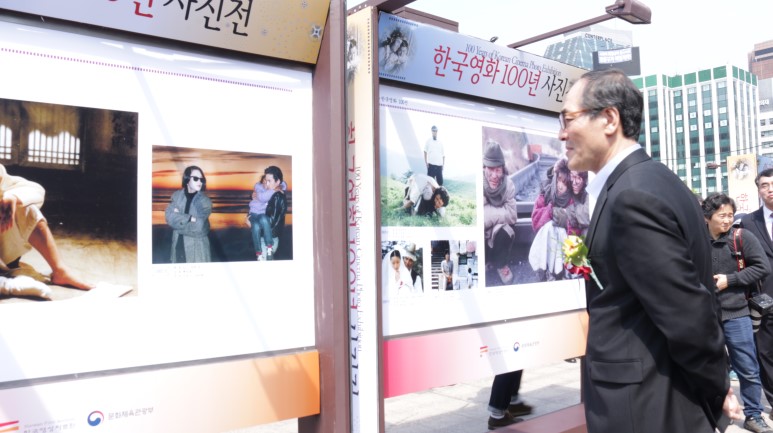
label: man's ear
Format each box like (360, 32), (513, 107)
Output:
(601, 107), (621, 135)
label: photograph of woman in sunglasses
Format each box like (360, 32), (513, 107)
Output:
(165, 165), (212, 263)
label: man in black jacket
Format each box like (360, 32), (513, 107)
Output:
(741, 168), (773, 420)
(704, 193), (772, 432)
(562, 69), (740, 432)
(263, 166), (287, 260)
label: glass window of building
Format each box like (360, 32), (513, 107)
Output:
(0, 126), (11, 161)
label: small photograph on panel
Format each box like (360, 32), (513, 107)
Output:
(429, 240), (478, 291)
(527, 160), (589, 283)
(380, 122), (476, 228)
(381, 240), (424, 299)
(345, 28), (361, 84)
(482, 125), (587, 287)
(0, 98), (137, 303)
(378, 24), (414, 75)
(152, 146), (293, 264)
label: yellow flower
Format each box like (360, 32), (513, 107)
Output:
(561, 235), (603, 290)
(562, 235), (588, 268)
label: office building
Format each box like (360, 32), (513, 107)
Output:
(760, 78), (773, 154)
(749, 40), (773, 80)
(634, 65), (761, 196)
(543, 25), (631, 70)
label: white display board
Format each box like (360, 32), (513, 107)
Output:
(0, 18), (314, 383)
(379, 84), (587, 337)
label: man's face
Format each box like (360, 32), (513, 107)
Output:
(187, 169), (204, 193)
(403, 256), (414, 270)
(433, 193), (444, 209)
(264, 173), (279, 190)
(432, 129), (438, 139)
(706, 204), (734, 238)
(570, 171), (585, 195)
(758, 175), (773, 209)
(484, 165), (504, 190)
(559, 80), (608, 173)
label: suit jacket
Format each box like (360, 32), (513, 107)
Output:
(741, 208), (773, 297)
(583, 149), (729, 433)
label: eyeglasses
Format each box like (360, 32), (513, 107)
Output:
(558, 109), (594, 130)
(759, 182), (773, 191)
(190, 176), (204, 182)
(714, 213), (734, 221)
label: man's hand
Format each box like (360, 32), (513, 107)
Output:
(723, 388), (743, 421)
(0, 193), (18, 233)
(714, 274), (728, 291)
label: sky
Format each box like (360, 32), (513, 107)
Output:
(348, 0), (773, 77)
(152, 146), (292, 191)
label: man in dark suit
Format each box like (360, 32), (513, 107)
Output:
(560, 69), (741, 432)
(741, 168), (773, 420)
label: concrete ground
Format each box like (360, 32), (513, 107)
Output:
(229, 360), (765, 433)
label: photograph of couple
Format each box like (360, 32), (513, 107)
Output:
(151, 146), (293, 264)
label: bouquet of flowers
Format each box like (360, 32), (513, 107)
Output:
(562, 235), (603, 290)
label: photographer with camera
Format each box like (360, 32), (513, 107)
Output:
(741, 168), (773, 422)
(704, 193), (773, 433)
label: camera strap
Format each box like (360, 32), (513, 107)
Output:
(733, 228), (745, 271)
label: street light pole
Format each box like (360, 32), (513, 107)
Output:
(507, 0), (651, 49)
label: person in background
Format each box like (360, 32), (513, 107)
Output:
(402, 173), (449, 218)
(261, 166), (287, 258)
(0, 164), (94, 296)
(703, 193), (772, 433)
(482, 140), (517, 285)
(424, 125), (445, 186)
(566, 170), (590, 237)
(486, 370), (533, 430)
(165, 165), (212, 263)
(560, 69), (740, 432)
(529, 159), (573, 281)
(741, 168), (773, 420)
(247, 173), (287, 261)
(440, 251), (453, 290)
(402, 243), (423, 293)
(382, 248), (412, 299)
